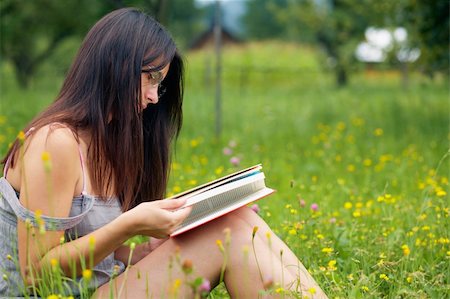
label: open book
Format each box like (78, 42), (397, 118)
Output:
(169, 164), (275, 237)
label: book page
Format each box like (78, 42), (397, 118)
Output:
(167, 164), (262, 200)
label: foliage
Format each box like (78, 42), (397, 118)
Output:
(242, 0), (447, 86)
(0, 0), (102, 88)
(273, 0), (399, 86)
(401, 0), (449, 76)
(0, 0), (203, 88)
(242, 0), (290, 40)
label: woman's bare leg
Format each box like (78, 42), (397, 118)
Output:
(93, 207), (327, 298)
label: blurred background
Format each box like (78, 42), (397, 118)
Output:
(0, 1), (449, 297)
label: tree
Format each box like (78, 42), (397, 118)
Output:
(0, 0), (201, 88)
(274, 0), (396, 86)
(242, 0), (289, 40)
(0, 0), (105, 88)
(402, 0), (449, 77)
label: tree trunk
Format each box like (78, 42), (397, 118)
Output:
(336, 65), (347, 87)
(13, 56), (33, 89)
(157, 0), (170, 25)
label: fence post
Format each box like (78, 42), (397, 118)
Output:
(214, 0), (222, 138)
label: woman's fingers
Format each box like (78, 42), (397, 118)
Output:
(131, 199), (192, 237)
(171, 204), (192, 223)
(154, 198), (188, 210)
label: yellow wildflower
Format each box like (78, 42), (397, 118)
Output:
(47, 295), (58, 299)
(252, 226), (258, 238)
(50, 258), (58, 267)
(353, 210), (361, 218)
(418, 214), (427, 221)
(308, 287), (316, 294)
(216, 239), (224, 252)
(344, 202), (352, 209)
(321, 247), (333, 254)
(199, 156), (208, 165)
(337, 122), (346, 131)
(436, 190), (447, 197)
(363, 159), (372, 167)
(379, 274), (389, 281)
(82, 269), (92, 281)
(347, 164), (355, 172)
(41, 151), (50, 162)
(215, 166), (224, 176)
(17, 131), (25, 142)
(35, 209), (45, 234)
(374, 128), (383, 136)
(190, 139), (199, 147)
(89, 236), (95, 251)
(438, 238), (449, 244)
(327, 260), (337, 271)
(401, 244), (410, 256)
(275, 287), (284, 294)
(170, 278), (182, 294)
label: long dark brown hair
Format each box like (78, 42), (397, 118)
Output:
(2, 8), (184, 211)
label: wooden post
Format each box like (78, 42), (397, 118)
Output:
(214, 0), (222, 138)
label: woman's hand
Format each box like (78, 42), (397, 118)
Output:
(122, 198), (192, 238)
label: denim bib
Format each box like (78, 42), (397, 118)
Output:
(0, 177), (125, 297)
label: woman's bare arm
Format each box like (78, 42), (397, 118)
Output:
(14, 126), (190, 284)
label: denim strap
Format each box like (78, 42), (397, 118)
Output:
(0, 177), (94, 231)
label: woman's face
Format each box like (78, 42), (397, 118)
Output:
(140, 63), (170, 110)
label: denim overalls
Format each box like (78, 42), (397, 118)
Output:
(0, 130), (125, 297)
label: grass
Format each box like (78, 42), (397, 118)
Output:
(1, 41), (449, 298)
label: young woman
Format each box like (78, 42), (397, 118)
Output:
(0, 8), (327, 298)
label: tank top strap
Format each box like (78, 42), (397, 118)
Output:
(49, 122), (87, 196)
(77, 144), (88, 196)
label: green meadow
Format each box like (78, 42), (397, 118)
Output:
(0, 41), (449, 298)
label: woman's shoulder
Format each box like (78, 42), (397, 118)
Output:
(30, 123), (78, 145)
(25, 123), (80, 161)
(6, 123), (83, 196)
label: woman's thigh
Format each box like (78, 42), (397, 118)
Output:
(93, 207), (257, 298)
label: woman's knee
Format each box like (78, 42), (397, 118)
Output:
(214, 206), (262, 234)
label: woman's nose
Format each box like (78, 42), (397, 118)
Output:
(146, 85), (159, 104)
